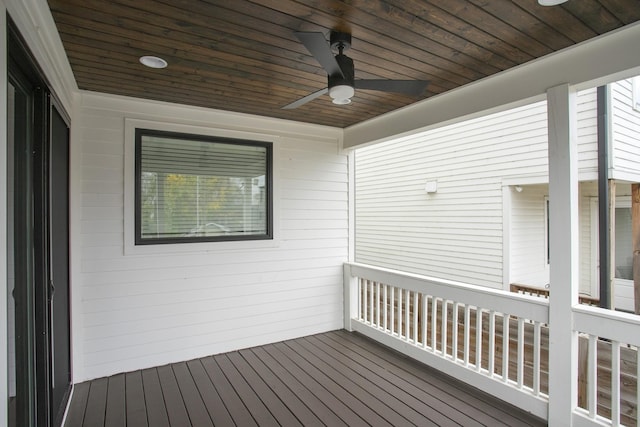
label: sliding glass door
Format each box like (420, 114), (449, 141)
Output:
(7, 20), (72, 427)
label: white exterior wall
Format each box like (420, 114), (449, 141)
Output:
(508, 184), (548, 287)
(356, 90), (598, 289)
(610, 78), (640, 182)
(74, 92), (348, 381)
(509, 181), (598, 295)
(4, 0), (349, 390)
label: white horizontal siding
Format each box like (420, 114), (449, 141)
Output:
(576, 87), (598, 179)
(578, 182), (598, 296)
(611, 79), (640, 181)
(75, 92), (348, 381)
(615, 279), (634, 312)
(509, 185), (548, 288)
(355, 90), (599, 290)
(509, 182), (595, 295)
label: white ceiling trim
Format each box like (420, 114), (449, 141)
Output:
(344, 21), (640, 150)
(6, 0), (79, 114)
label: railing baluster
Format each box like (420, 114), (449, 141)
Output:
(476, 307), (482, 372)
(397, 288), (403, 338)
(369, 280), (374, 325)
(612, 340), (621, 426)
(452, 302), (459, 361)
(413, 291), (419, 345)
(421, 294), (427, 348)
(636, 346), (639, 427)
(357, 278), (362, 321)
(464, 304), (471, 367)
(517, 317), (524, 389)
(588, 335), (597, 419)
(390, 286), (395, 335)
(502, 314), (510, 383)
(405, 289), (411, 342)
(383, 284), (388, 331)
(375, 282), (380, 328)
(442, 300), (448, 356)
(431, 297), (438, 353)
(488, 310), (496, 376)
(363, 279), (368, 322)
(533, 321), (541, 395)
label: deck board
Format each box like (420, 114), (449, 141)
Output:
(65, 381), (89, 426)
(82, 377), (107, 427)
(124, 371), (148, 427)
(333, 330), (541, 426)
(305, 333), (480, 426)
(157, 364), (191, 426)
(186, 359), (236, 426)
(64, 330), (547, 427)
(140, 368), (169, 427)
(225, 351), (303, 427)
(247, 346), (348, 427)
(200, 355), (258, 427)
(104, 374), (125, 427)
(172, 362), (214, 427)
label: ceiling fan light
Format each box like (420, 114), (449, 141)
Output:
(538, 0), (567, 5)
(328, 84), (355, 104)
(332, 98), (352, 105)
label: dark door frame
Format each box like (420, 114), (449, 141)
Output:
(7, 16), (72, 427)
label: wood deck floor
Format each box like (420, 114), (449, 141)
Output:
(64, 330), (546, 427)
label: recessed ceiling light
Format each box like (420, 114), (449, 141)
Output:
(538, 0), (568, 5)
(139, 55), (168, 69)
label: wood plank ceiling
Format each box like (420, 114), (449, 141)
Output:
(47, 0), (640, 128)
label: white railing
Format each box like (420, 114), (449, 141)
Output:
(572, 305), (640, 427)
(344, 262), (640, 426)
(344, 262), (550, 419)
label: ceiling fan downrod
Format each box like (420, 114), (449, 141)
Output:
(328, 32), (355, 103)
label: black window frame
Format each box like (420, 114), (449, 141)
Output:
(134, 128), (273, 245)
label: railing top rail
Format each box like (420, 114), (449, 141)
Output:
(573, 304), (640, 346)
(346, 262), (549, 323)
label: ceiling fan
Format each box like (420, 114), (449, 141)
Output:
(283, 31), (429, 109)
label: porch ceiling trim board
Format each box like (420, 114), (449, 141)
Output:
(6, 0), (77, 113)
(344, 22), (640, 150)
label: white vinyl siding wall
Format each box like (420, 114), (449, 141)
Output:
(509, 182), (597, 295)
(76, 93), (348, 381)
(610, 78), (640, 181)
(355, 89), (598, 290)
(508, 184), (548, 288)
(578, 182), (598, 296)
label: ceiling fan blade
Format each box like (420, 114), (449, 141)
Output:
(282, 87), (329, 109)
(295, 32), (344, 78)
(355, 79), (429, 96)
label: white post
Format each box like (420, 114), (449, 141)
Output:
(547, 84), (580, 425)
(343, 263), (359, 331)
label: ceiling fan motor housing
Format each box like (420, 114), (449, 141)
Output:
(330, 31), (352, 52)
(328, 54), (355, 89)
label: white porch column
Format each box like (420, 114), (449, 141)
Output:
(343, 264), (359, 331)
(547, 84), (580, 425)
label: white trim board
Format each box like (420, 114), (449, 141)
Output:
(344, 22), (640, 149)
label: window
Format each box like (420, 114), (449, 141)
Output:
(135, 129), (272, 244)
